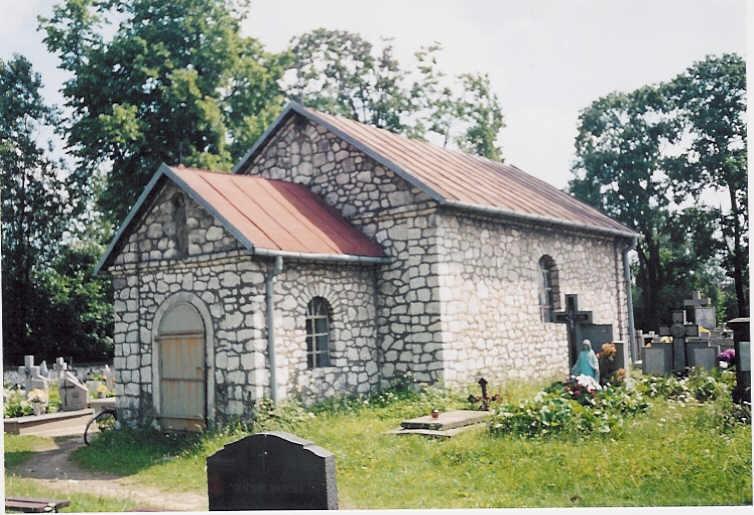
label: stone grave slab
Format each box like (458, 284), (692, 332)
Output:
(643, 347), (671, 375)
(400, 410), (491, 431)
(207, 431), (337, 511)
(691, 347), (717, 371)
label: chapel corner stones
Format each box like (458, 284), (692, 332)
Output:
(100, 102), (638, 428)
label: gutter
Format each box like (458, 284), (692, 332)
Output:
(252, 247), (391, 265)
(622, 241), (638, 365)
(265, 255), (284, 403)
(445, 201), (638, 240)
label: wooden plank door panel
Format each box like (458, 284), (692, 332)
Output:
(159, 333), (205, 431)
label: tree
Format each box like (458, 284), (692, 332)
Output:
(40, 0), (286, 225)
(0, 55), (71, 362)
(665, 54), (748, 317)
(570, 85), (682, 330)
(285, 29), (505, 160)
(571, 54), (747, 329)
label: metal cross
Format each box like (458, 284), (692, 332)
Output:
(552, 294), (593, 367)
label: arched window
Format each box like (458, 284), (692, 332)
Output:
(172, 193), (188, 257)
(306, 297), (332, 368)
(538, 255), (559, 322)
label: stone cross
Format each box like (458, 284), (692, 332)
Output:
(552, 294), (593, 366)
(17, 355), (49, 391)
(53, 357), (68, 381)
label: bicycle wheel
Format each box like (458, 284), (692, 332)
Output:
(84, 408), (117, 446)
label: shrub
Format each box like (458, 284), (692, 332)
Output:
(489, 380), (649, 439)
(4, 390), (34, 418)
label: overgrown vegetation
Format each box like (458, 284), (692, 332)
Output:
(67, 372), (751, 507)
(488, 369), (748, 439)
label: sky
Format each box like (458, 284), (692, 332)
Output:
(0, 0), (746, 189)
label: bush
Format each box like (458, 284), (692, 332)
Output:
(489, 379), (649, 439)
(4, 390), (34, 418)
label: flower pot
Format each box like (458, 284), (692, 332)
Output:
(32, 403), (45, 416)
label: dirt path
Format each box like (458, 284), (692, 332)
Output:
(10, 436), (207, 512)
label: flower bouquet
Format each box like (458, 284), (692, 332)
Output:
(717, 348), (735, 369)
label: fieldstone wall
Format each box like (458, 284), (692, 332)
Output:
(108, 180), (379, 425)
(242, 115), (446, 385)
(112, 181), (240, 266)
(436, 208), (630, 385)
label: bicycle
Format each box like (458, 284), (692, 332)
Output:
(83, 408), (117, 445)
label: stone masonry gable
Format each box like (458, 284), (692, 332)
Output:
(241, 115), (436, 227)
(110, 179), (240, 268)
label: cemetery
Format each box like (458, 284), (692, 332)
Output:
(3, 356), (115, 436)
(2, 2), (750, 510)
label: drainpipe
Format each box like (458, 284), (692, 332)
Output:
(622, 241), (638, 366)
(265, 255), (284, 403)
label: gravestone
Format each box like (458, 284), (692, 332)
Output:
(59, 371), (88, 411)
(39, 360), (49, 379)
(53, 357), (68, 381)
(17, 355), (50, 392)
(727, 318), (751, 405)
(670, 323), (687, 372)
(691, 347), (717, 371)
(102, 365), (115, 390)
(643, 346), (671, 375)
(684, 291), (716, 330)
(207, 432), (338, 511)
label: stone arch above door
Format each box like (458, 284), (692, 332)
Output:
(151, 292), (215, 426)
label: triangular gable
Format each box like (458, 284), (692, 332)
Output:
(94, 164), (249, 274)
(94, 164), (388, 274)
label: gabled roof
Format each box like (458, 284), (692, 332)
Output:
(234, 102), (637, 239)
(94, 164), (387, 274)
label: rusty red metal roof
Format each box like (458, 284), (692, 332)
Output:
(94, 163), (386, 273)
(234, 103), (636, 238)
(170, 166), (385, 257)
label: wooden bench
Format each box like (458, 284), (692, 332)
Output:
(5, 497), (70, 513)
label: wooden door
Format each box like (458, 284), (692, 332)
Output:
(159, 333), (206, 431)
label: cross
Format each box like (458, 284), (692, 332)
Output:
(552, 294), (593, 367)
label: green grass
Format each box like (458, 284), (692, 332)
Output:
(3, 434), (54, 468)
(4, 475), (137, 512)
(69, 379), (752, 508)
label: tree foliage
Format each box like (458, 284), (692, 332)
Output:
(39, 0), (286, 224)
(665, 54), (748, 317)
(571, 54), (748, 329)
(285, 29), (505, 160)
(0, 55), (112, 363)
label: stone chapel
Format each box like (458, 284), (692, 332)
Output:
(96, 102), (638, 429)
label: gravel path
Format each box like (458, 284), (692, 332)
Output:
(10, 436), (207, 512)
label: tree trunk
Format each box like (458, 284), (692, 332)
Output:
(727, 183), (747, 317)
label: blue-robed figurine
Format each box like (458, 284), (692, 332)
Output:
(571, 339), (599, 382)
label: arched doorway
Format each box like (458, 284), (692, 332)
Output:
(156, 302), (206, 431)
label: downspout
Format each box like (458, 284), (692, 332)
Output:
(265, 255), (284, 403)
(622, 240), (638, 366)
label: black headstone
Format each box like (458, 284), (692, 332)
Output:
(207, 431), (338, 511)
